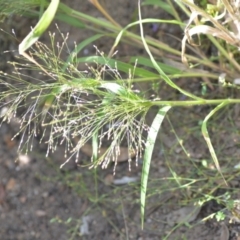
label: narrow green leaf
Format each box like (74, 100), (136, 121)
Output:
(77, 56), (159, 78)
(39, 0), (45, 19)
(141, 106), (171, 228)
(201, 101), (228, 184)
(130, 56), (181, 74)
(92, 131), (98, 162)
(55, 13), (85, 28)
(92, 131), (99, 200)
(137, 0), (202, 100)
(19, 0), (60, 54)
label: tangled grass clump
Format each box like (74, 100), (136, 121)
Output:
(0, 38), (152, 171)
(3, 0), (240, 232)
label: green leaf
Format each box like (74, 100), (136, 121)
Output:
(55, 13), (85, 28)
(19, 0), (60, 54)
(141, 106), (171, 228)
(77, 56), (159, 78)
(130, 56), (181, 74)
(137, 0), (202, 100)
(92, 131), (98, 162)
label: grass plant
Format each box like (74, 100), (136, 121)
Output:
(1, 0), (240, 238)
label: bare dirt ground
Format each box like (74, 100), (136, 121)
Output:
(1, 1), (240, 239)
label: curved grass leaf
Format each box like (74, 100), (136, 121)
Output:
(137, 0), (202, 101)
(19, 0), (60, 54)
(201, 101), (228, 185)
(141, 106), (171, 228)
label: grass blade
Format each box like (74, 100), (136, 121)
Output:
(55, 13), (85, 28)
(137, 0), (202, 100)
(19, 0), (59, 54)
(201, 101), (228, 185)
(77, 56), (159, 78)
(141, 106), (171, 228)
(130, 56), (181, 74)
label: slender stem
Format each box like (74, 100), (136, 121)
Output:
(153, 99), (240, 106)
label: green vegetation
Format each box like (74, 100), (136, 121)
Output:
(1, 0), (240, 238)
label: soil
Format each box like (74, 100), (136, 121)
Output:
(1, 1), (240, 240)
